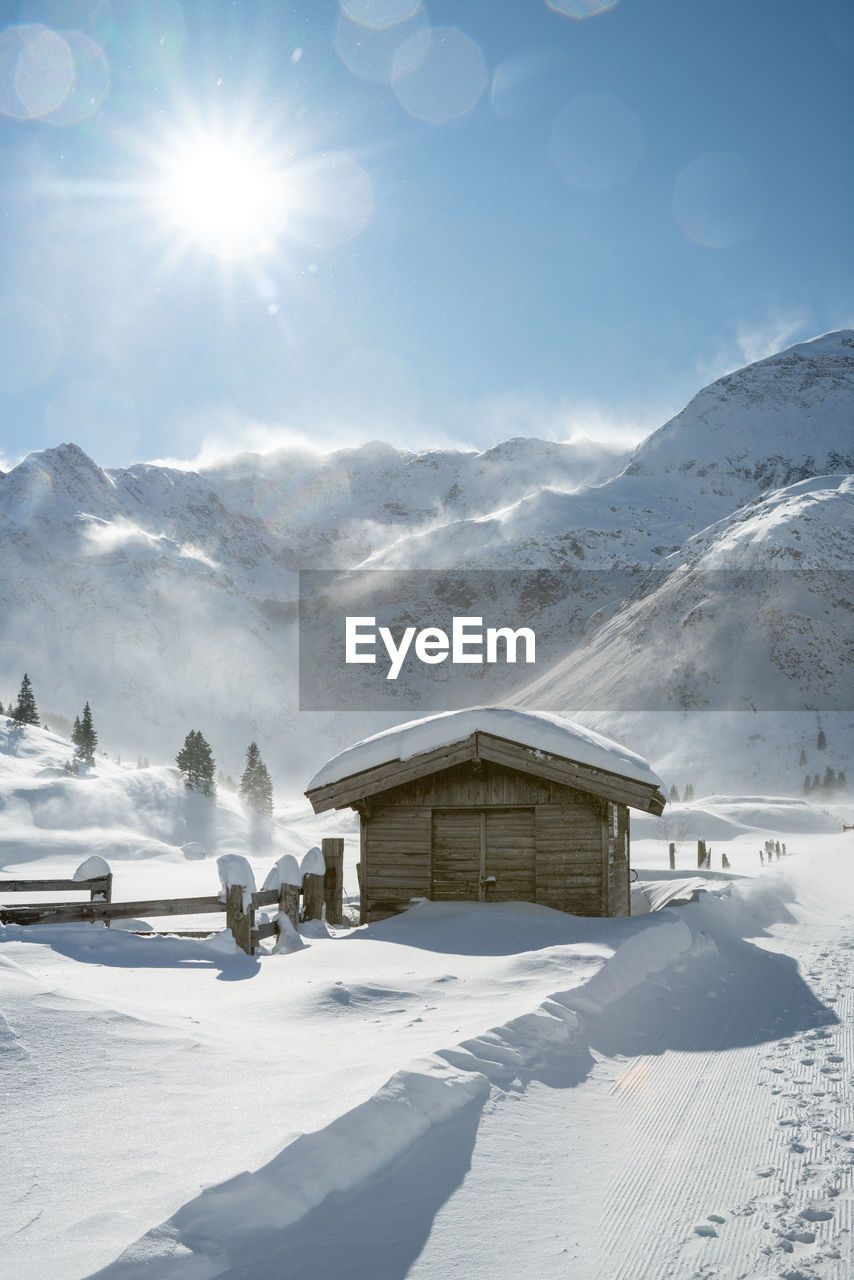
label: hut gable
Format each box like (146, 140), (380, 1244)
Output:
(305, 708), (665, 923)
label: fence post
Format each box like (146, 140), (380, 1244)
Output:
(697, 839), (706, 868)
(226, 883), (253, 955)
(92, 873), (113, 928)
(322, 837), (344, 925)
(302, 873), (324, 922)
(669, 842), (676, 870)
(278, 881), (300, 932)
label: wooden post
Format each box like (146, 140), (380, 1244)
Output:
(322, 837), (344, 925)
(669, 842), (676, 870)
(302, 873), (324, 922)
(697, 839), (706, 868)
(92, 872), (113, 928)
(721, 852), (730, 870)
(226, 883), (253, 955)
(278, 882), (300, 932)
(356, 859), (364, 923)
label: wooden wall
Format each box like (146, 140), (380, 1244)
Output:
(360, 759), (632, 922)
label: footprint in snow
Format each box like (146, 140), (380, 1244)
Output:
(799, 1205), (834, 1222)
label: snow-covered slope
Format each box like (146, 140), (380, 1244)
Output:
(510, 471), (854, 790)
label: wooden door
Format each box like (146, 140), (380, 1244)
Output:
(431, 810), (480, 901)
(484, 808), (535, 902)
(431, 808), (536, 903)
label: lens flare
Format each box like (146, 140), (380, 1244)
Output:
(673, 152), (765, 249)
(339, 0), (422, 30)
(391, 26), (487, 125)
(0, 23), (109, 124)
(550, 94), (644, 191)
(545, 0), (618, 18)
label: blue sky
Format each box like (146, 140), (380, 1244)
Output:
(0, 0), (852, 468)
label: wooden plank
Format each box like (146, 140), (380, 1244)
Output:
(476, 734), (665, 813)
(252, 888), (280, 909)
(322, 837), (344, 925)
(0, 876), (111, 894)
(302, 872), (324, 922)
(255, 919), (279, 941)
(1, 894), (224, 926)
(279, 883), (300, 932)
(226, 883), (253, 955)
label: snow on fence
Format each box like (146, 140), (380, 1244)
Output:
(0, 837), (346, 957)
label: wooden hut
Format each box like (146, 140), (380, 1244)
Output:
(305, 708), (665, 923)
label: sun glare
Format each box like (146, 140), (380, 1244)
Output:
(156, 130), (289, 260)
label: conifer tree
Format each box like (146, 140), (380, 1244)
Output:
(176, 730), (216, 796)
(12, 673), (39, 726)
(799, 748), (807, 767)
(239, 741), (273, 818)
(75, 702), (98, 766)
(668, 784), (680, 803)
(803, 774), (812, 796)
(817, 728), (827, 751)
(684, 783), (695, 801)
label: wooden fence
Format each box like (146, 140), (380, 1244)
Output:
(0, 837), (346, 958)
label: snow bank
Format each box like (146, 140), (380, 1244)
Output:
(216, 855), (256, 912)
(307, 706), (663, 791)
(635, 794), (837, 840)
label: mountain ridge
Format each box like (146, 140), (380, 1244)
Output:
(1, 331), (852, 791)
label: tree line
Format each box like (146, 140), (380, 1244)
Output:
(4, 673), (275, 816)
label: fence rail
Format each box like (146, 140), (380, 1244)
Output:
(0, 838), (346, 957)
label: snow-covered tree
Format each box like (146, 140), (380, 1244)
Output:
(668, 784), (680, 803)
(11, 673), (39, 726)
(239, 741), (273, 817)
(176, 730), (216, 797)
(803, 774), (812, 796)
(683, 783), (695, 801)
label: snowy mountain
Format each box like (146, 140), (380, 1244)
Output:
(363, 330), (854, 571)
(1, 331), (852, 793)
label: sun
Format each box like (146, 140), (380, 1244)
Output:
(155, 128), (290, 261)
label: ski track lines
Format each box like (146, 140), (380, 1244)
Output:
(595, 917), (854, 1280)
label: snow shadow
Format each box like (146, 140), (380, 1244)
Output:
(178, 1098), (483, 1280)
(1, 924), (261, 981)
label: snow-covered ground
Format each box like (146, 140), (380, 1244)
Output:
(3, 724), (854, 1279)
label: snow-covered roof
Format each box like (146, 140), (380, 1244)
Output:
(306, 706), (663, 792)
